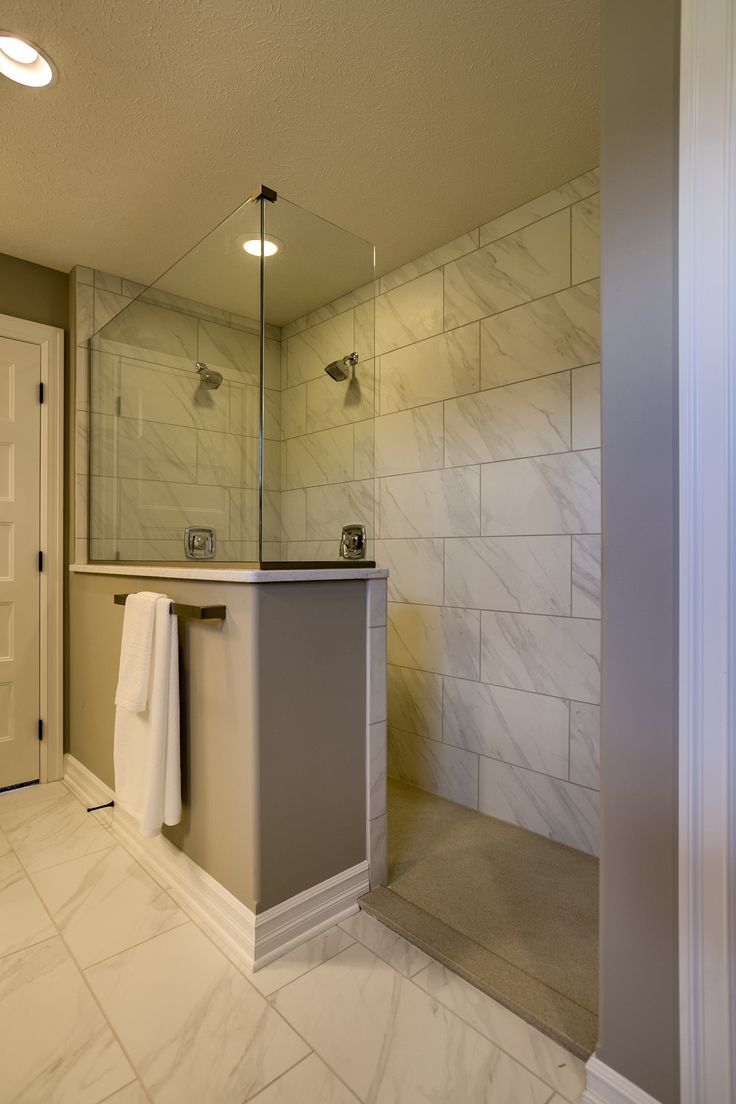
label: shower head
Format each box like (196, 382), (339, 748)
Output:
(324, 351), (359, 382)
(195, 362), (223, 390)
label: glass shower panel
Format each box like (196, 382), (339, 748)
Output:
(261, 195), (375, 563)
(88, 196), (263, 563)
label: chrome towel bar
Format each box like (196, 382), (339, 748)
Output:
(113, 593), (226, 621)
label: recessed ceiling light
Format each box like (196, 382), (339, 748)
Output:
(0, 32), (56, 87)
(242, 238), (280, 257)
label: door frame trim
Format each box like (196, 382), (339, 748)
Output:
(0, 313), (64, 783)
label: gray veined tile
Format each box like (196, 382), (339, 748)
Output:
(197, 319), (260, 384)
(91, 415), (199, 484)
(229, 383), (280, 439)
(388, 602), (480, 679)
(196, 430), (242, 487)
(369, 721), (388, 819)
(99, 298), (198, 364)
(306, 360), (376, 433)
(0, 790), (113, 874)
(307, 282), (375, 328)
(480, 280), (600, 389)
(444, 209), (571, 329)
(379, 467), (480, 538)
(572, 535), (601, 618)
(570, 701), (601, 790)
(118, 357), (229, 433)
(572, 193), (600, 284)
(355, 297), (375, 360)
(0, 936), (134, 1103)
(368, 578), (388, 627)
(280, 488), (307, 541)
(0, 852), (56, 959)
(306, 479), (375, 540)
(379, 230), (479, 293)
(481, 611), (601, 703)
(478, 758), (599, 854)
(369, 814), (388, 888)
(387, 663), (443, 741)
(30, 844), (188, 969)
(281, 384), (307, 439)
(0, 780), (70, 822)
(86, 923), (309, 1104)
(375, 538), (444, 605)
(248, 1054), (360, 1103)
(374, 402), (444, 476)
(413, 960), (586, 1102)
(229, 488), (259, 541)
(444, 374), (571, 467)
(249, 926), (356, 997)
(478, 175), (598, 245)
(287, 311), (355, 387)
(379, 322), (479, 414)
(286, 424), (354, 488)
(354, 418), (375, 479)
(444, 535), (571, 615)
(481, 449), (601, 536)
(76, 282), (95, 344)
(272, 941), (552, 1103)
(443, 676), (570, 780)
(339, 910), (432, 977)
(370, 626), (388, 724)
(102, 1083), (149, 1104)
(119, 479), (230, 542)
(389, 721), (478, 809)
(94, 288), (130, 332)
(374, 269), (444, 354)
(572, 362), (601, 450)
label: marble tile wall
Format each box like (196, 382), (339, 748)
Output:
(73, 268), (282, 563)
(286, 169), (600, 854)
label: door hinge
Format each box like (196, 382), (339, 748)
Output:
(38, 381), (45, 404)
(115, 395), (121, 417)
(38, 719), (43, 742)
(37, 550), (44, 572)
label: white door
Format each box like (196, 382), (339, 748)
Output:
(0, 337), (41, 788)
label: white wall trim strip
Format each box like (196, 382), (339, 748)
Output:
(583, 1057), (662, 1104)
(64, 754), (366, 971)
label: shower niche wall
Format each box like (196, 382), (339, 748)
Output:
(87, 188), (376, 566)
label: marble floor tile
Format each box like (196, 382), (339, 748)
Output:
(249, 925), (355, 997)
(413, 961), (585, 1103)
(0, 824), (10, 856)
(339, 909), (432, 978)
(0, 936), (134, 1103)
(101, 1083), (150, 1103)
(86, 922), (309, 1104)
(0, 851), (56, 959)
(1, 790), (114, 874)
(249, 1054), (360, 1104)
(0, 780), (69, 822)
(31, 844), (188, 969)
(273, 941), (553, 1104)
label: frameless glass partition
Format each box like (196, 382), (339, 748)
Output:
(87, 187), (375, 565)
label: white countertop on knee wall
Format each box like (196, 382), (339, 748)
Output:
(70, 563), (388, 583)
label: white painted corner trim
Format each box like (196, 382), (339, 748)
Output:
(0, 313), (63, 784)
(63, 754), (367, 970)
(583, 1057), (662, 1104)
(678, 1), (736, 1102)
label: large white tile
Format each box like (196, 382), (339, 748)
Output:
(379, 467), (480, 538)
(0, 852), (55, 959)
(570, 701), (600, 790)
(307, 283), (374, 329)
(102, 1084), (149, 1104)
(572, 534), (601, 618)
(197, 319), (260, 384)
(249, 1054), (360, 1104)
(480, 281), (600, 389)
(0, 790), (113, 874)
(31, 844), (187, 969)
(339, 911), (431, 977)
(387, 663), (443, 741)
(369, 814), (388, 888)
(355, 298), (375, 360)
(306, 359), (375, 432)
(280, 384), (307, 439)
(571, 363), (601, 450)
(229, 488), (259, 541)
(375, 270), (444, 354)
(288, 311), (355, 387)
(481, 611), (600, 703)
(0, 781), (69, 821)
(443, 677), (570, 779)
(375, 538), (444, 605)
(479, 758), (599, 854)
(273, 941), (552, 1103)
(481, 449), (601, 536)
(369, 721), (387, 819)
(101, 299), (198, 364)
(306, 480), (375, 540)
(368, 578), (388, 627)
(119, 479), (230, 542)
(249, 926), (355, 997)
(280, 489), (307, 541)
(0, 936), (134, 1103)
(374, 403), (444, 476)
(379, 323), (479, 414)
(196, 430), (242, 487)
(479, 175), (598, 245)
(91, 415), (199, 484)
(353, 418), (375, 479)
(572, 194), (600, 284)
(379, 231), (479, 294)
(389, 602), (480, 679)
(86, 923), (308, 1104)
(444, 535), (571, 615)
(286, 424), (354, 488)
(413, 961), (586, 1103)
(444, 210), (571, 329)
(389, 728), (478, 808)
(118, 358), (229, 432)
(370, 626), (388, 723)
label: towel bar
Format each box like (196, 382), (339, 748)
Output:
(113, 594), (226, 621)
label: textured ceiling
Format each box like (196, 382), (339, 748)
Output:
(0, 0), (599, 286)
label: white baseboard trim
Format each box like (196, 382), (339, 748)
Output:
(583, 1057), (663, 1104)
(64, 754), (368, 972)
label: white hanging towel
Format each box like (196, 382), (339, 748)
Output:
(114, 593), (181, 838)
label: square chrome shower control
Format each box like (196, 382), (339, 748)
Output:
(340, 524), (367, 560)
(185, 526), (216, 560)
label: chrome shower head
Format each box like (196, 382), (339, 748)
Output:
(195, 361), (223, 390)
(324, 351), (359, 382)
